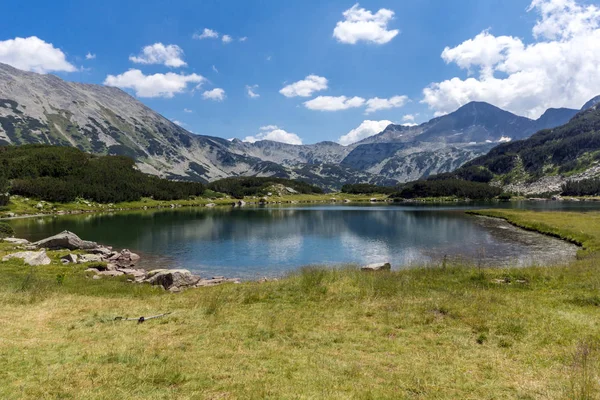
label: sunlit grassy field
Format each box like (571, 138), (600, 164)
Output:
(0, 210), (599, 399)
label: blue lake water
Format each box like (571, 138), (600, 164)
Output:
(7, 201), (599, 279)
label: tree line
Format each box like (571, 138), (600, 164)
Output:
(0, 145), (205, 203)
(207, 176), (323, 199)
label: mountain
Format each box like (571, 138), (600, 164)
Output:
(0, 62), (588, 189)
(458, 102), (600, 194)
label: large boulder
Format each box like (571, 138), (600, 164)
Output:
(34, 231), (97, 250)
(145, 269), (201, 291)
(2, 250), (51, 266)
(108, 249), (140, 268)
(78, 254), (104, 263)
(361, 262), (392, 271)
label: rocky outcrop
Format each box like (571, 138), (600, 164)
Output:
(2, 237), (29, 245)
(2, 250), (51, 266)
(34, 230), (97, 250)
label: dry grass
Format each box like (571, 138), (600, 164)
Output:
(0, 211), (599, 398)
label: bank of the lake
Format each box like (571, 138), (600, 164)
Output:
(1, 210), (600, 398)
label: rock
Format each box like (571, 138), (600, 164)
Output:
(259, 197), (268, 204)
(195, 277), (241, 287)
(88, 246), (113, 256)
(361, 262), (392, 271)
(6, 212), (15, 218)
(2, 250), (51, 266)
(370, 198), (377, 202)
(92, 275), (101, 280)
(61, 254), (78, 264)
(2, 237), (29, 245)
(145, 269), (201, 290)
(108, 249), (140, 268)
(117, 268), (147, 279)
(34, 230), (97, 250)
(205, 203), (216, 207)
(285, 187), (298, 194)
(97, 270), (125, 277)
(344, 199), (351, 203)
(237, 200), (246, 207)
(85, 268), (100, 274)
(36, 202), (43, 209)
(78, 254), (104, 263)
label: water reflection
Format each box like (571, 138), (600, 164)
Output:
(8, 203), (586, 279)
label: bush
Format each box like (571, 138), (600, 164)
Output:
(0, 221), (14, 238)
(562, 178), (600, 196)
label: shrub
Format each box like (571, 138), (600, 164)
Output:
(0, 221), (14, 238)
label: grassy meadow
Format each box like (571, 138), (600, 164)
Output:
(0, 210), (599, 398)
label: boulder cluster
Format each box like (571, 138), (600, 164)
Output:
(2, 231), (239, 292)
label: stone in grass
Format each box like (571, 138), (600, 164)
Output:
(145, 269), (201, 291)
(78, 254), (104, 263)
(2, 250), (51, 266)
(61, 254), (78, 264)
(2, 238), (30, 245)
(361, 262), (392, 271)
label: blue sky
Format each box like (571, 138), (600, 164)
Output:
(2, 0), (600, 145)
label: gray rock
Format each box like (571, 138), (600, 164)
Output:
(78, 254), (103, 263)
(2, 237), (29, 245)
(2, 250), (51, 266)
(60, 254), (78, 264)
(92, 275), (101, 280)
(361, 262), (392, 271)
(205, 203), (216, 208)
(108, 249), (140, 268)
(88, 246), (113, 256)
(97, 270), (125, 277)
(145, 269), (201, 290)
(85, 268), (100, 274)
(34, 230), (97, 250)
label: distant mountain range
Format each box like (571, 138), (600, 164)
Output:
(0, 62), (595, 189)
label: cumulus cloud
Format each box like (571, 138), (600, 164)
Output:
(246, 84), (260, 98)
(304, 95), (365, 111)
(172, 120), (185, 126)
(280, 75), (328, 97)
(402, 114), (418, 126)
(0, 36), (76, 74)
(333, 4), (400, 44)
(193, 28), (219, 40)
(104, 69), (204, 98)
(183, 108), (193, 113)
(244, 126), (303, 145)
(85, 52), (96, 60)
(202, 88), (226, 101)
(222, 35), (233, 43)
(239, 37), (248, 42)
(422, 0), (600, 118)
(338, 120), (392, 145)
(129, 43), (186, 68)
(365, 95), (408, 113)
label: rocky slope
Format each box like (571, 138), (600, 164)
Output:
(459, 101), (600, 194)
(0, 62), (588, 189)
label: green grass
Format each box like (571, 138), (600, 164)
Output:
(0, 193), (391, 219)
(0, 211), (600, 398)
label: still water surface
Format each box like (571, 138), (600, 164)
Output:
(9, 201), (598, 279)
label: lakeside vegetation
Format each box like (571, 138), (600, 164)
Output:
(0, 210), (600, 398)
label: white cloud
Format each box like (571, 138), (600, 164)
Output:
(422, 0), (600, 118)
(498, 136), (512, 143)
(193, 28), (219, 40)
(239, 37), (248, 42)
(304, 95), (365, 111)
(222, 35), (233, 43)
(402, 114), (418, 126)
(172, 120), (185, 126)
(129, 43), (186, 68)
(365, 95), (409, 113)
(0, 36), (76, 74)
(184, 108), (193, 113)
(279, 75), (328, 97)
(333, 4), (400, 45)
(85, 52), (96, 60)
(104, 69), (204, 98)
(244, 127), (303, 145)
(212, 65), (218, 73)
(338, 120), (392, 145)
(202, 88), (226, 101)
(246, 84), (260, 98)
